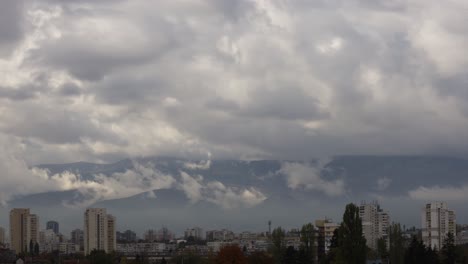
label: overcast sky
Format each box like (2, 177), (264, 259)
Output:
(1, 0), (468, 165)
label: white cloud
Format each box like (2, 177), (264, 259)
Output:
(377, 177), (392, 191)
(279, 161), (345, 197)
(409, 185), (468, 201)
(178, 172), (267, 209)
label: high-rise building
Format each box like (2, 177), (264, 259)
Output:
(0, 226), (5, 245)
(422, 202), (456, 250)
(46, 221), (59, 234)
(107, 215), (116, 252)
(83, 208), (116, 255)
(9, 208), (39, 254)
(359, 201), (390, 250)
(70, 229), (84, 251)
(144, 229), (157, 242)
(39, 229), (59, 253)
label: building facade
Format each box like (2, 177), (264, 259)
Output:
(421, 202), (456, 250)
(84, 208), (116, 255)
(71, 229), (84, 251)
(46, 221), (59, 234)
(359, 201), (390, 250)
(315, 218), (339, 260)
(9, 209), (39, 254)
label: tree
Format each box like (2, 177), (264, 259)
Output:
(282, 246), (298, 264)
(247, 251), (274, 264)
(441, 232), (456, 264)
(215, 245), (247, 264)
(335, 203), (367, 264)
(404, 236), (439, 264)
(270, 227), (286, 263)
(388, 223), (405, 264)
(34, 242), (40, 256)
(377, 238), (388, 260)
(29, 240), (34, 254)
(87, 249), (114, 264)
(299, 223), (315, 264)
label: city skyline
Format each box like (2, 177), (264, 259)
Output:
(2, 1), (468, 262)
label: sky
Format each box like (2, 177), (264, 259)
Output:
(1, 0), (468, 234)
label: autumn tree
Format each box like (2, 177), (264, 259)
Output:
(215, 245), (247, 264)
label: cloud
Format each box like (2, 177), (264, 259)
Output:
(0, 1), (468, 168)
(279, 161), (345, 197)
(377, 177), (392, 191)
(178, 172), (267, 209)
(408, 185), (468, 201)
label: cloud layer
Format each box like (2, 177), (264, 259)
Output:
(1, 0), (468, 167)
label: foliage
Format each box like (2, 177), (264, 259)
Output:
(270, 227), (286, 263)
(87, 249), (114, 264)
(214, 245), (247, 264)
(440, 232), (456, 264)
(300, 223), (315, 263)
(334, 203), (367, 264)
(247, 251), (273, 264)
(404, 236), (439, 264)
(388, 223), (405, 264)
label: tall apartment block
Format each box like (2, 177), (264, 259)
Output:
(9, 208), (39, 254)
(84, 208), (116, 255)
(421, 202), (456, 250)
(315, 218), (340, 260)
(359, 201), (390, 250)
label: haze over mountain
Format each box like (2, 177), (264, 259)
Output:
(2, 155), (468, 235)
(2, 0), (468, 237)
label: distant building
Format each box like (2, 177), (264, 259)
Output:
(206, 229), (235, 242)
(359, 201), (390, 250)
(421, 202), (456, 250)
(83, 208), (116, 255)
(117, 230), (137, 243)
(10, 209), (39, 254)
(184, 227), (204, 240)
(70, 229), (84, 251)
(456, 230), (468, 246)
(144, 229), (157, 242)
(157, 227), (175, 242)
(315, 218), (339, 259)
(39, 229), (59, 253)
(46, 221), (59, 234)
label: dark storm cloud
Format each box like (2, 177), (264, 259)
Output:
(1, 0), (468, 163)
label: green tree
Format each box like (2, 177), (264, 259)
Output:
(87, 249), (114, 264)
(441, 232), (456, 264)
(377, 238), (388, 260)
(388, 223), (405, 264)
(335, 203), (367, 264)
(299, 223), (315, 264)
(270, 227), (286, 263)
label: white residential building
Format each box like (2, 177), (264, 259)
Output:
(84, 208), (116, 255)
(359, 201), (390, 250)
(421, 202), (456, 250)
